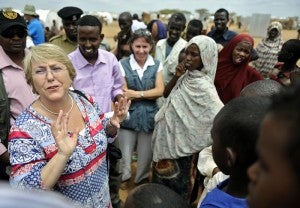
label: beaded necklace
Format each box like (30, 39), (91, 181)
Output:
(39, 94), (74, 115)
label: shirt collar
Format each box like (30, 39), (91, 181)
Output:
(129, 54), (155, 70)
(75, 48), (107, 69)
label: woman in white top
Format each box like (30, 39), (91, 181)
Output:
(118, 28), (164, 184)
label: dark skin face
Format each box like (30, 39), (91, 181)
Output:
(77, 25), (103, 64)
(214, 11), (229, 32)
(63, 19), (79, 42)
(167, 20), (185, 46)
(0, 25), (26, 67)
(247, 114), (300, 208)
(211, 125), (230, 174)
(184, 43), (203, 71)
(186, 25), (202, 41)
(232, 41), (252, 65)
(118, 15), (132, 32)
(268, 28), (279, 40)
(0, 26), (27, 54)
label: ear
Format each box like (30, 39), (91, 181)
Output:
(226, 147), (237, 168)
(100, 34), (104, 42)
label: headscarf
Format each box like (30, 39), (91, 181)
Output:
(252, 21), (284, 76)
(152, 35), (223, 162)
(147, 19), (167, 41)
(215, 34), (264, 104)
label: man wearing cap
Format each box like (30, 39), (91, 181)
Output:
(0, 9), (36, 179)
(22, 4), (45, 45)
(49, 6), (83, 54)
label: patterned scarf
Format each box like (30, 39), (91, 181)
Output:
(253, 21), (284, 77)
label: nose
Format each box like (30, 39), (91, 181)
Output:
(186, 53), (192, 61)
(69, 24), (77, 30)
(84, 40), (92, 47)
(45, 69), (55, 80)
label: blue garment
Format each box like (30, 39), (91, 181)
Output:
(199, 179), (247, 208)
(156, 20), (167, 40)
(207, 28), (237, 46)
(27, 18), (45, 45)
(120, 57), (159, 133)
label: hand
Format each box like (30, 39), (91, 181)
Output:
(122, 89), (137, 100)
(212, 167), (220, 176)
(175, 61), (187, 77)
(110, 96), (131, 128)
(51, 110), (79, 158)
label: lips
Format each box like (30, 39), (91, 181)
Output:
(84, 48), (93, 54)
(47, 86), (59, 90)
(11, 43), (23, 48)
(234, 57), (245, 64)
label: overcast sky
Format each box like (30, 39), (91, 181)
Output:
(1, 0), (299, 18)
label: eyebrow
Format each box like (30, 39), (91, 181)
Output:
(35, 64), (62, 69)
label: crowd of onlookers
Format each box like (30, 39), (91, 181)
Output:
(0, 4), (300, 208)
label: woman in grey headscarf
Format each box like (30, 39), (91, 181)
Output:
(252, 21), (284, 78)
(152, 35), (223, 202)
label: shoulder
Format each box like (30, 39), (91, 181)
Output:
(156, 39), (166, 47)
(120, 57), (130, 64)
(247, 66), (264, 79)
(100, 49), (119, 64)
(68, 48), (80, 57)
(225, 30), (238, 38)
(207, 29), (216, 36)
(71, 90), (95, 105)
(177, 38), (187, 45)
(49, 34), (63, 42)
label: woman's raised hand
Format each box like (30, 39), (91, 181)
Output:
(51, 110), (79, 158)
(175, 61), (187, 77)
(110, 96), (131, 128)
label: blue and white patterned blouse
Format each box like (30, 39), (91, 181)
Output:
(9, 91), (115, 208)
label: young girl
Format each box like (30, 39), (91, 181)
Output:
(152, 35), (223, 202)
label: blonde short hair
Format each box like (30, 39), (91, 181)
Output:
(24, 43), (76, 91)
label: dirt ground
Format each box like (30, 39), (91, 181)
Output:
(104, 22), (299, 204)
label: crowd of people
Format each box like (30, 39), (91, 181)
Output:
(0, 3), (300, 208)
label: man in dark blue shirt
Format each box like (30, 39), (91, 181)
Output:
(207, 8), (237, 47)
(208, 8), (258, 60)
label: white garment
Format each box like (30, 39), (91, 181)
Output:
(26, 36), (35, 48)
(155, 38), (187, 85)
(131, 20), (147, 32)
(197, 146), (229, 206)
(119, 54), (163, 80)
(152, 36), (223, 162)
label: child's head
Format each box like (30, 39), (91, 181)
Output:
(186, 19), (203, 41)
(277, 39), (300, 64)
(118, 12), (132, 32)
(212, 96), (271, 175)
(123, 183), (190, 208)
(240, 79), (283, 97)
(247, 85), (300, 208)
